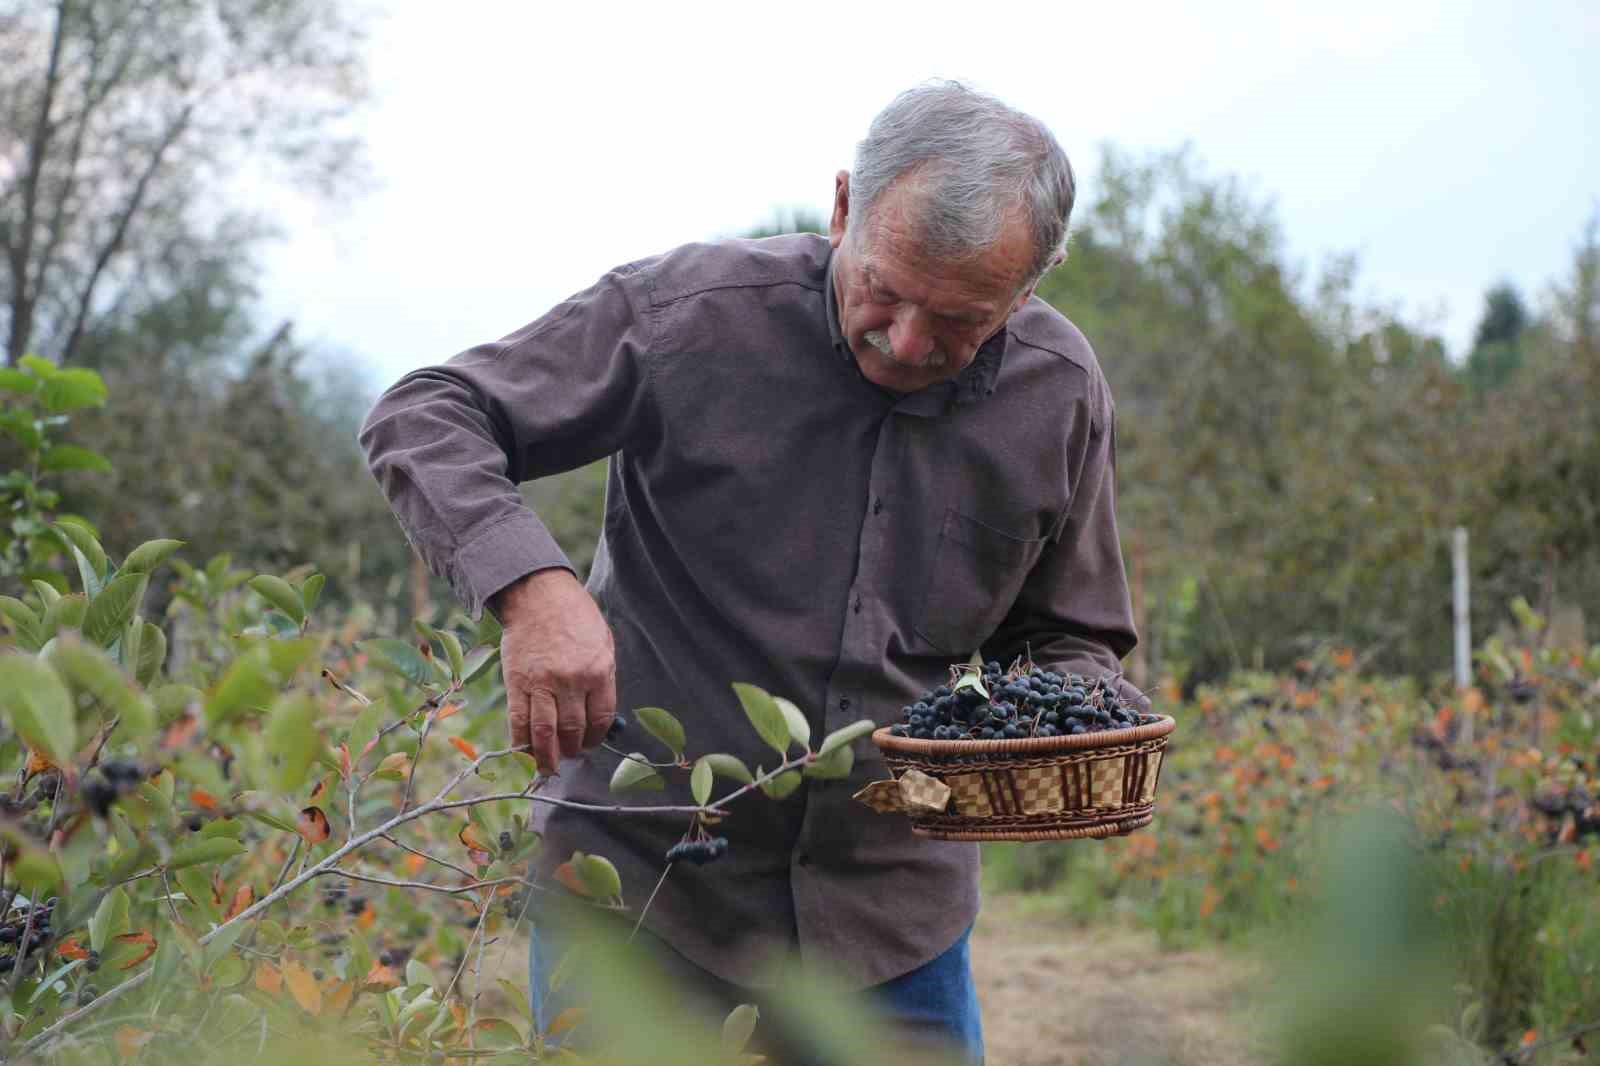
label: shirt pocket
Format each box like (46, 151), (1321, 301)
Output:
(914, 508), (1047, 656)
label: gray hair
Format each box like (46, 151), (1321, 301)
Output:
(847, 80), (1075, 285)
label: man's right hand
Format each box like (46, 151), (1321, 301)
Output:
(489, 568), (617, 775)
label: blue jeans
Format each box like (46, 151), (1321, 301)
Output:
(528, 909), (984, 1065)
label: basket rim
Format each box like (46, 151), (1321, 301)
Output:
(870, 713), (1175, 757)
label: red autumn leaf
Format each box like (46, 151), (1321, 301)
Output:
(458, 822), (493, 866)
(448, 736), (478, 760)
(25, 749), (54, 777)
(161, 714), (200, 750)
(255, 961), (283, 994)
(546, 1007), (586, 1036)
(297, 806), (331, 845)
(435, 702), (462, 721)
(56, 937), (89, 960)
(115, 931), (157, 969)
(210, 869), (227, 907)
(338, 742), (352, 780)
(308, 778), (329, 803)
(326, 979), (355, 1014)
(190, 788), (219, 812)
(554, 861), (591, 898)
(364, 961), (400, 989)
(225, 883), (254, 921)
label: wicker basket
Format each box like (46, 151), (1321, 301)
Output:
(866, 714), (1176, 841)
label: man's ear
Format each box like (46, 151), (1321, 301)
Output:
(829, 171), (850, 250)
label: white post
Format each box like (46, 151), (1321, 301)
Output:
(1452, 527), (1471, 690)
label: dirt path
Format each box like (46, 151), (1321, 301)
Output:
(971, 897), (1270, 1066)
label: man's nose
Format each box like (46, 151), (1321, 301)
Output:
(888, 308), (936, 364)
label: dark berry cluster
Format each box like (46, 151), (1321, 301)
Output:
(0, 895), (55, 972)
(605, 714), (627, 742)
(665, 837), (729, 865)
(888, 661), (1143, 742)
(79, 759), (148, 818)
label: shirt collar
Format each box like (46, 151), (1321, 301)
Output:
(823, 248), (1008, 413)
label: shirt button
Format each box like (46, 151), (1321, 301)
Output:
(838, 697), (851, 711)
(872, 497), (884, 515)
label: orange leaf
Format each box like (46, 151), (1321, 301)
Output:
(1199, 884), (1220, 919)
(326, 979), (355, 1014)
(190, 788), (219, 812)
(554, 861), (591, 898)
(364, 961), (400, 989)
(115, 931), (157, 969)
(404, 852), (427, 876)
(225, 883), (254, 922)
(459, 822), (491, 853)
(338, 743), (352, 780)
(448, 736), (478, 760)
(283, 959), (323, 1015)
(56, 937), (89, 961)
(115, 1027), (154, 1059)
(546, 1007), (586, 1036)
(161, 714), (200, 750)
(1254, 826), (1280, 853)
(435, 702), (462, 722)
(309, 778), (329, 803)
(25, 748), (55, 776)
(1522, 1030), (1538, 1047)
(297, 806), (331, 845)
(255, 962), (283, 994)
(357, 906), (376, 930)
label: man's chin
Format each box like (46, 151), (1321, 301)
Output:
(853, 347), (956, 393)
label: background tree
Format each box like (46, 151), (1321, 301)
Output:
(1463, 281), (1528, 393)
(0, 0), (370, 366)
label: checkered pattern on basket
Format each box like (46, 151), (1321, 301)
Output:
(898, 769), (952, 813)
(1012, 763), (1064, 814)
(945, 772), (992, 817)
(1088, 756), (1126, 808)
(1140, 751), (1163, 802)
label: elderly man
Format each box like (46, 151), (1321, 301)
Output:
(360, 81), (1140, 1064)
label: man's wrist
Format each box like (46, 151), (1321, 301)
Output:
(488, 566), (576, 623)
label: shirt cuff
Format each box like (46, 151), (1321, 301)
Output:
(450, 510), (574, 619)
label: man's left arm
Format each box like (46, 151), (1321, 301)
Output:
(981, 380), (1150, 713)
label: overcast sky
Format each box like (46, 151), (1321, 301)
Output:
(253, 0), (1599, 394)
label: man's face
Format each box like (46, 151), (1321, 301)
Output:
(829, 170), (1037, 393)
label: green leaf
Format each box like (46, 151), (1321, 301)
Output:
(46, 638), (155, 737)
(248, 575), (305, 627)
(0, 655), (76, 767)
(39, 445), (112, 474)
(774, 697), (811, 750)
(634, 706), (686, 758)
(0, 596), (43, 649)
(954, 672), (990, 700)
(198, 818), (243, 840)
(30, 580), (60, 608)
(120, 539), (184, 575)
(168, 837), (246, 870)
(699, 752), (754, 785)
(204, 646), (275, 726)
(175, 867), (220, 925)
(134, 621), (166, 687)
(266, 696), (320, 792)
(690, 758), (713, 805)
(18, 354), (55, 376)
(722, 1004), (760, 1055)
(758, 769), (803, 800)
(202, 920), (247, 973)
(732, 683), (791, 757)
(41, 593), (86, 638)
(817, 718), (878, 758)
(460, 645), (501, 687)
(89, 887), (130, 953)
(803, 743), (854, 780)
(439, 630), (465, 681)
(608, 754), (664, 792)
(359, 638), (431, 687)
(40, 367), (108, 413)
(300, 573), (325, 614)
(54, 520), (107, 581)
(345, 700), (383, 761)
(81, 572), (147, 646)
(0, 368), (37, 393)
(574, 853), (622, 900)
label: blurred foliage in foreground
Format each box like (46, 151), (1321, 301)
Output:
(986, 621), (1600, 1064)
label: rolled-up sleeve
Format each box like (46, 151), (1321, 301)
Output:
(982, 370), (1147, 711)
(358, 264), (655, 618)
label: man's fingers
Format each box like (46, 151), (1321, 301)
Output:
(528, 688), (562, 774)
(582, 672), (618, 750)
(556, 686), (588, 759)
(507, 687), (532, 755)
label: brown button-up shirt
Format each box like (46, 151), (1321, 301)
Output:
(359, 233), (1140, 990)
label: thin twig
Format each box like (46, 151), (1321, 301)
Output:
(629, 863), (674, 944)
(1502, 1018), (1600, 1062)
(380, 833), (476, 880)
(317, 869), (530, 897)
